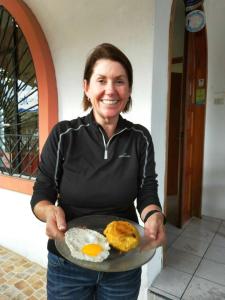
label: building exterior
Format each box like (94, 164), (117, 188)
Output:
(0, 0), (224, 297)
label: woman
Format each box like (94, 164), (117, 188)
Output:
(31, 43), (166, 300)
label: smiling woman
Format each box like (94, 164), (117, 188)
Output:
(0, 0), (58, 194)
(30, 42), (165, 300)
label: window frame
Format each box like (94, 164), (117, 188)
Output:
(0, 0), (58, 194)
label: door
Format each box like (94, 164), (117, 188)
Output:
(166, 0), (207, 227)
(166, 72), (183, 226)
(181, 22), (207, 224)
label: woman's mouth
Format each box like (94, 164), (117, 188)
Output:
(101, 99), (119, 105)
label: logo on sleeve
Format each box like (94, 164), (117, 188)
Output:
(118, 153), (131, 158)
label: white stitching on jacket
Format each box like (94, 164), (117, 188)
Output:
(54, 124), (90, 189)
(130, 127), (149, 189)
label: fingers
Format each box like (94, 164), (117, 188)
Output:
(45, 206), (67, 240)
(144, 212), (164, 239)
(141, 225), (166, 252)
(145, 222), (158, 240)
(55, 207), (67, 231)
(142, 213), (166, 250)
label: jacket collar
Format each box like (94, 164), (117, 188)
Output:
(86, 110), (133, 132)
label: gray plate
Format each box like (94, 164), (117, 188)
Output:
(55, 215), (156, 272)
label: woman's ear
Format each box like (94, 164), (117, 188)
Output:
(83, 79), (89, 97)
(129, 87), (132, 96)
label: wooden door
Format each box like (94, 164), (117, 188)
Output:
(166, 72), (182, 226)
(180, 19), (207, 225)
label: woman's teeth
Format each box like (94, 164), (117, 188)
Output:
(101, 99), (118, 105)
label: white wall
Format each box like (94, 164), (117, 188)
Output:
(0, 188), (48, 266)
(24, 0), (155, 129)
(150, 0), (172, 282)
(202, 0), (225, 220)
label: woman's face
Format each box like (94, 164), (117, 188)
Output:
(84, 59), (131, 124)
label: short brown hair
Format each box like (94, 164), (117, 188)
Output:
(83, 43), (133, 112)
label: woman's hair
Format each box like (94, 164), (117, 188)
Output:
(83, 43), (133, 112)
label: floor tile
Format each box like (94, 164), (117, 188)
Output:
(150, 287), (179, 300)
(165, 223), (184, 236)
(182, 276), (225, 300)
(218, 222), (225, 234)
(151, 266), (192, 299)
(172, 235), (210, 257)
(148, 290), (168, 300)
(196, 258), (225, 286)
(188, 217), (221, 232)
(165, 232), (179, 249)
(202, 215), (222, 224)
(204, 244), (225, 264)
(212, 232), (225, 248)
(165, 247), (201, 274)
(181, 224), (215, 242)
(0, 245), (47, 299)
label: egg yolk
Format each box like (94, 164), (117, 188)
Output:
(81, 244), (103, 256)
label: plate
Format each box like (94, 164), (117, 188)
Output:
(55, 215), (156, 272)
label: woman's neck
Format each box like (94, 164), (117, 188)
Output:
(95, 114), (119, 138)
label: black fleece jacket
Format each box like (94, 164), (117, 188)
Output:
(31, 111), (161, 255)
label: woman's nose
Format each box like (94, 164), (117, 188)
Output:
(105, 81), (115, 94)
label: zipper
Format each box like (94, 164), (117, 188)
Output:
(98, 127), (128, 159)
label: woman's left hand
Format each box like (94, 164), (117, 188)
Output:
(141, 212), (166, 250)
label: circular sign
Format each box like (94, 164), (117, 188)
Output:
(186, 10), (206, 32)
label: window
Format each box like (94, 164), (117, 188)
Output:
(0, 0), (58, 194)
(0, 6), (39, 179)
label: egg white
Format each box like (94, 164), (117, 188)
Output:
(65, 227), (110, 262)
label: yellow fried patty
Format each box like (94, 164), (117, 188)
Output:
(103, 221), (140, 252)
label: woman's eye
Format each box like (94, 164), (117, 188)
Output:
(97, 79), (105, 84)
(116, 80), (124, 85)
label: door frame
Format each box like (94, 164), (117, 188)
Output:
(165, 0), (208, 227)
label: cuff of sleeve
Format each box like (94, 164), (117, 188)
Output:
(143, 210), (167, 225)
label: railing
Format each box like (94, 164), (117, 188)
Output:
(0, 133), (39, 179)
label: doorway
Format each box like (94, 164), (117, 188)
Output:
(166, 0), (207, 227)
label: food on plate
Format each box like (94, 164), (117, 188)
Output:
(65, 228), (110, 262)
(103, 220), (140, 252)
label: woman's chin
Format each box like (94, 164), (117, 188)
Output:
(100, 108), (121, 118)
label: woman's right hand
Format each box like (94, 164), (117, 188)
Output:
(33, 201), (67, 240)
(45, 205), (67, 240)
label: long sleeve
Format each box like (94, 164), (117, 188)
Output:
(136, 126), (161, 214)
(30, 123), (64, 211)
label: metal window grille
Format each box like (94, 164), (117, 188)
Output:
(0, 6), (39, 179)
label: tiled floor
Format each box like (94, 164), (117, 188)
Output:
(0, 244), (149, 300)
(149, 216), (225, 299)
(0, 246), (46, 299)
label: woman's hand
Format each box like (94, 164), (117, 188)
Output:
(45, 205), (67, 240)
(144, 212), (166, 248)
(33, 201), (67, 240)
(140, 206), (166, 250)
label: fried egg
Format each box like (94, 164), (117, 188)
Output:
(65, 227), (110, 262)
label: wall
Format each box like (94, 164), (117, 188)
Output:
(150, 0), (172, 282)
(0, 188), (48, 267)
(23, 0), (155, 129)
(202, 0), (225, 219)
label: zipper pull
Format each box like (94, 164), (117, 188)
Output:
(104, 149), (108, 159)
